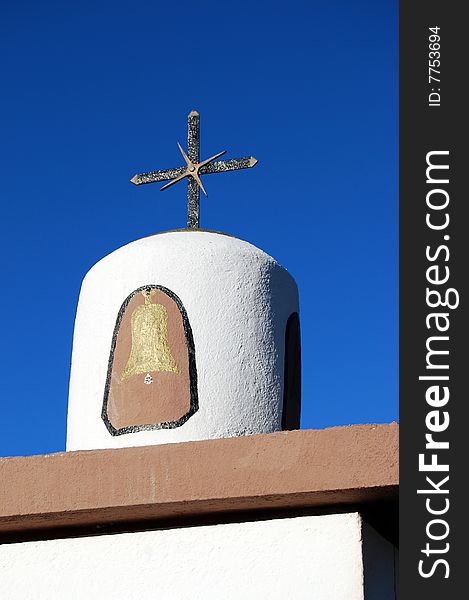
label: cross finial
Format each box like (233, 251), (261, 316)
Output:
(130, 110), (258, 228)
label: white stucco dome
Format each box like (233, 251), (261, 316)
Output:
(67, 229), (300, 450)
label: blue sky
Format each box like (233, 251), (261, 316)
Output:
(0, 0), (397, 456)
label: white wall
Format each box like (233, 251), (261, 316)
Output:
(67, 231), (299, 450)
(0, 513), (396, 600)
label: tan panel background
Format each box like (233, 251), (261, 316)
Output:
(107, 289), (191, 429)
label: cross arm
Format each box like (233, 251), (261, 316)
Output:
(130, 156), (258, 186)
(200, 156), (258, 175)
(130, 166), (187, 186)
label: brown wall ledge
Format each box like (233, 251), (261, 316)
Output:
(0, 423), (398, 539)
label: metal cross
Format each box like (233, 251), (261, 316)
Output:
(130, 110), (258, 228)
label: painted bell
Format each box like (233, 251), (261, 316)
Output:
(120, 289), (179, 383)
(101, 285), (197, 436)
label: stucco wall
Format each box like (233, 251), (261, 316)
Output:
(67, 230), (299, 450)
(0, 513), (396, 600)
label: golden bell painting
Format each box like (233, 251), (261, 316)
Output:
(102, 286), (198, 435)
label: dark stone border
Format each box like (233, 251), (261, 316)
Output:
(101, 285), (198, 436)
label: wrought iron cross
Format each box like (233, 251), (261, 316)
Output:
(130, 110), (258, 228)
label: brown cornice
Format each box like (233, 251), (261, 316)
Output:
(0, 423), (398, 540)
